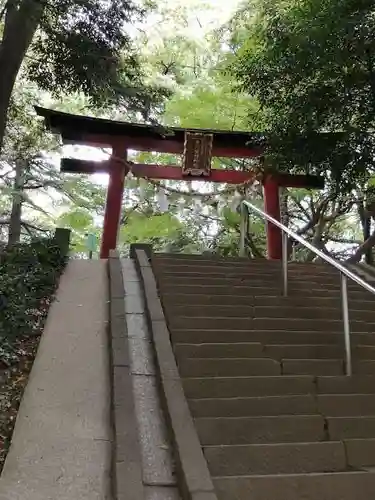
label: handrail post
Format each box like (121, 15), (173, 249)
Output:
(341, 274), (352, 376)
(240, 203), (248, 257)
(282, 231), (288, 296)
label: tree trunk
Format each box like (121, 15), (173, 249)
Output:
(357, 200), (373, 265)
(363, 218), (373, 264)
(279, 188), (295, 259)
(347, 228), (375, 264)
(280, 188), (289, 226)
(8, 158), (25, 245)
(0, 0), (45, 152)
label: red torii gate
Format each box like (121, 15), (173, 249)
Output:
(35, 107), (324, 259)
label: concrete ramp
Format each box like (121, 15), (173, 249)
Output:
(0, 260), (111, 500)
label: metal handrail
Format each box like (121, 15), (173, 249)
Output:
(240, 200), (375, 376)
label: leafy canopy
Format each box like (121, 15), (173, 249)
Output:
(230, 0), (375, 190)
(24, 0), (167, 117)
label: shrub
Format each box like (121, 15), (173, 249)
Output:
(0, 239), (67, 366)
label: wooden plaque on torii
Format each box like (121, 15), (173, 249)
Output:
(182, 132), (213, 177)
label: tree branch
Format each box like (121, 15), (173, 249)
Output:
(21, 220), (49, 232)
(328, 236), (361, 245)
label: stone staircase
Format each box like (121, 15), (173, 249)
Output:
(151, 253), (375, 499)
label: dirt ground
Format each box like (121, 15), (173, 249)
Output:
(0, 301), (50, 472)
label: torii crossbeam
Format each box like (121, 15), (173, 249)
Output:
(35, 107), (324, 259)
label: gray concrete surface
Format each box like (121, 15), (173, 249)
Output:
(121, 259), (179, 496)
(0, 260), (111, 500)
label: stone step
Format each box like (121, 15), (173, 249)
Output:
(155, 270), (352, 287)
(154, 253), (328, 263)
(354, 346), (375, 360)
(282, 359), (344, 376)
(195, 415), (326, 445)
(262, 306), (375, 322)
(158, 274), (366, 292)
(157, 268), (364, 282)
(189, 394), (317, 418)
(345, 438), (375, 468)
(163, 292), (255, 306)
(272, 345), (375, 361)
(155, 257), (372, 285)
(177, 358), (281, 377)
(174, 342), (265, 359)
(160, 284), (284, 296)
(183, 375), (315, 399)
(213, 471), (375, 500)
(182, 375), (375, 399)
(175, 343), (346, 360)
(154, 253), (261, 262)
(168, 315), (374, 333)
(154, 254), (336, 272)
(160, 283), (373, 299)
(205, 441), (347, 476)
(166, 303), (375, 321)
(327, 416), (375, 440)
(155, 256), (366, 281)
(258, 317), (374, 332)
(266, 344), (346, 360)
(174, 342), (375, 365)
(162, 293), (375, 310)
(318, 394), (375, 417)
(158, 275), (284, 289)
(355, 360), (375, 373)
(157, 274), (367, 293)
(154, 263), (335, 274)
(154, 262), (339, 276)
(169, 304), (257, 319)
(316, 375), (375, 394)
(171, 329), (375, 346)
(195, 414), (375, 447)
(189, 394), (375, 418)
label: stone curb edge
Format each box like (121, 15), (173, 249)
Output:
(131, 244), (219, 500)
(108, 250), (144, 500)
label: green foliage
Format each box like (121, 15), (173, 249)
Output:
(5, 83), (57, 159)
(58, 208), (94, 234)
(25, 0), (167, 117)
(57, 208), (99, 254)
(164, 73), (257, 130)
(0, 82), (108, 242)
(119, 212), (183, 253)
(0, 238), (67, 365)
(230, 0), (375, 190)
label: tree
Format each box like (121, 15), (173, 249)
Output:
(0, 0), (166, 153)
(230, 0), (375, 191)
(226, 0), (375, 261)
(6, 0), (365, 261)
(0, 79), (109, 245)
(0, 82), (56, 243)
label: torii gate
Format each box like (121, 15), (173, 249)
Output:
(35, 107), (324, 259)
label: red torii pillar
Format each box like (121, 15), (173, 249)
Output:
(100, 147), (128, 259)
(263, 176), (282, 260)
